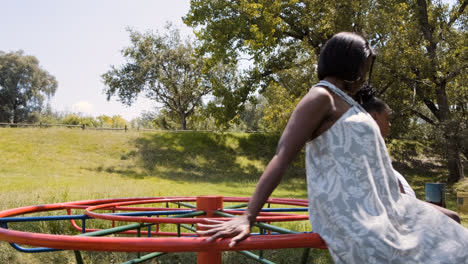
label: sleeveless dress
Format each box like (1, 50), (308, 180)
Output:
(305, 80), (468, 263)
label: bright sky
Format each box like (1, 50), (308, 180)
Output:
(0, 0), (192, 121)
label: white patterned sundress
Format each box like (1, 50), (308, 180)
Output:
(305, 80), (468, 264)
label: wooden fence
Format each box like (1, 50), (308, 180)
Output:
(0, 122), (272, 133)
(0, 122), (218, 133)
(0, 122), (130, 131)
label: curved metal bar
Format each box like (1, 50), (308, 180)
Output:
(0, 197), (327, 252)
(7, 242), (62, 253)
(0, 214), (90, 223)
(0, 228), (327, 252)
(85, 199), (308, 223)
(0, 223), (62, 253)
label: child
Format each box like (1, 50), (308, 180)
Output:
(362, 95), (461, 224)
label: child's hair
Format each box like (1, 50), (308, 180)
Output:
(362, 97), (387, 114)
(317, 32), (375, 82)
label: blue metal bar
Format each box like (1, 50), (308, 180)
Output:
(226, 208), (307, 213)
(81, 217), (86, 234)
(4, 226), (206, 254)
(109, 210), (195, 216)
(0, 210), (195, 254)
(0, 222), (62, 253)
(8, 242), (62, 253)
(147, 216), (151, 237)
(0, 210), (195, 223)
(249, 232), (281, 235)
(0, 215), (91, 223)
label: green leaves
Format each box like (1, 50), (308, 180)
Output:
(0, 50), (58, 123)
(184, 0), (466, 180)
(184, 0), (378, 127)
(102, 25), (211, 130)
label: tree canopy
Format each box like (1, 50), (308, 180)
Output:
(102, 25), (212, 130)
(0, 51), (57, 123)
(184, 0), (467, 182)
(370, 0), (467, 182)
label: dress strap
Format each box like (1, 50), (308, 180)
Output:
(315, 80), (364, 111)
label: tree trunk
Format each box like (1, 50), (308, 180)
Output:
(11, 103), (17, 123)
(436, 83), (464, 183)
(179, 113), (187, 130)
(13, 111), (19, 123)
(445, 132), (464, 183)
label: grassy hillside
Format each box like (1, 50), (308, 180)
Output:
(0, 128), (322, 263)
(0, 128), (466, 263)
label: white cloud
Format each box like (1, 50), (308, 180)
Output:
(71, 101), (95, 115)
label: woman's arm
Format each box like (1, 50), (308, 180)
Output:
(196, 87), (334, 247)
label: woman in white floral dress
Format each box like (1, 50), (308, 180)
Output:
(197, 32), (468, 263)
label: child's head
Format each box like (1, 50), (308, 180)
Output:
(362, 97), (392, 138)
(317, 32), (375, 92)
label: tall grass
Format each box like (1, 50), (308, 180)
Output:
(0, 128), (465, 263)
(0, 128), (320, 263)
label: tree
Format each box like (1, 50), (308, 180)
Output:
(110, 115), (127, 128)
(130, 111), (159, 129)
(96, 115), (113, 128)
(203, 62), (253, 129)
(184, 0), (467, 182)
(0, 51), (57, 123)
(184, 0), (370, 123)
(370, 0), (467, 182)
(102, 25), (212, 130)
(62, 114), (99, 127)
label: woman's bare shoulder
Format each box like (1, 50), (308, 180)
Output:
(309, 85), (333, 97)
(299, 85), (334, 110)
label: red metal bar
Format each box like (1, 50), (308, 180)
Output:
(196, 196), (223, 264)
(0, 197), (327, 254)
(0, 228), (326, 252)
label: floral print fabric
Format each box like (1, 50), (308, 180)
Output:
(305, 81), (468, 263)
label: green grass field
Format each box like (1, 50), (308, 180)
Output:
(0, 128), (466, 263)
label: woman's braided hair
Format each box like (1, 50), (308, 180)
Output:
(355, 84), (388, 113)
(354, 83), (376, 105)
